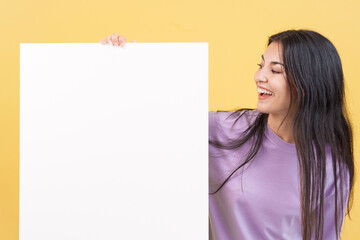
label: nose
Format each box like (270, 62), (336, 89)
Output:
(254, 69), (268, 84)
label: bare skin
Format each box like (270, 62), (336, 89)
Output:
(100, 33), (136, 47)
(254, 42), (296, 144)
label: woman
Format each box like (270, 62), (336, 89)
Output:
(101, 29), (354, 240)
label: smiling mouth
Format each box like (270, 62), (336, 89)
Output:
(257, 88), (274, 96)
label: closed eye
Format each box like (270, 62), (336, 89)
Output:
(257, 64), (281, 74)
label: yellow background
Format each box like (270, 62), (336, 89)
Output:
(1, 0), (359, 239)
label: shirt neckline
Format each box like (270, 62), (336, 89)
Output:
(265, 123), (297, 153)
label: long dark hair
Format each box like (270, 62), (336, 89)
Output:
(209, 29), (355, 240)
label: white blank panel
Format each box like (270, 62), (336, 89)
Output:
(20, 43), (208, 240)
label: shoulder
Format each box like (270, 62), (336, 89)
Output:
(209, 109), (260, 142)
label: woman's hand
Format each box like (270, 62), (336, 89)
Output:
(100, 33), (136, 47)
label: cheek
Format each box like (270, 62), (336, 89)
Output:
(275, 83), (292, 104)
(282, 87), (293, 106)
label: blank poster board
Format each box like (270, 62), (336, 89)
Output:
(20, 43), (208, 240)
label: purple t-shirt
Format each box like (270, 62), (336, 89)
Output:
(209, 110), (349, 240)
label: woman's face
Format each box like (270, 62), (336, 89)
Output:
(254, 41), (293, 117)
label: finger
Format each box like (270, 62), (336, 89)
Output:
(118, 35), (126, 47)
(107, 35), (115, 45)
(111, 33), (119, 46)
(106, 35), (111, 45)
(118, 35), (126, 42)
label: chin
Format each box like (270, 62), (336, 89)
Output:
(256, 104), (271, 114)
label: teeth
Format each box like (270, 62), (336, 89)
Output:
(257, 88), (274, 95)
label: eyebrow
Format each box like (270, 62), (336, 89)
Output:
(261, 55), (284, 66)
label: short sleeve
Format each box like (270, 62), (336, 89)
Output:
(208, 110), (259, 193)
(209, 110), (258, 143)
(209, 111), (219, 143)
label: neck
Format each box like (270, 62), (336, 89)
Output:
(267, 113), (295, 145)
